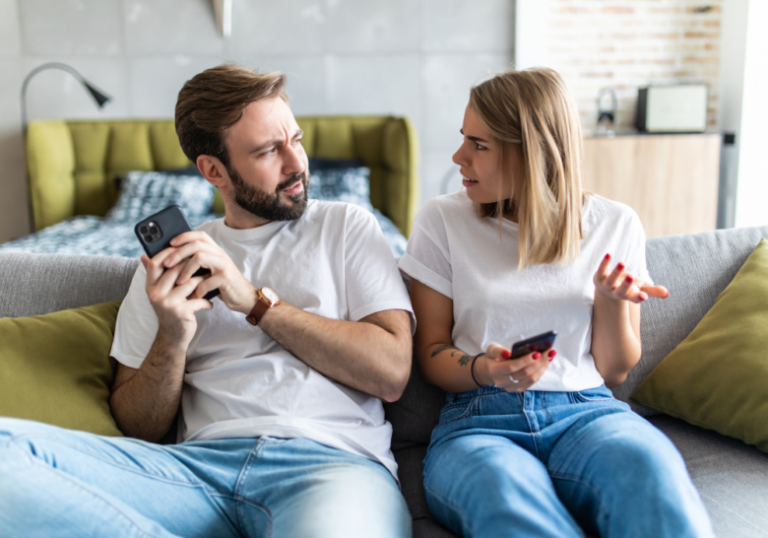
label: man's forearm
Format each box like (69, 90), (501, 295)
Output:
(110, 330), (187, 442)
(259, 302), (412, 402)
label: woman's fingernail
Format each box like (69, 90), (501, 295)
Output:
(625, 275), (634, 284)
(532, 352), (541, 360)
(604, 253), (610, 259)
(502, 350), (511, 360)
(617, 263), (625, 271)
(548, 350), (557, 358)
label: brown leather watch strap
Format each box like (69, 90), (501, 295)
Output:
(245, 300), (270, 326)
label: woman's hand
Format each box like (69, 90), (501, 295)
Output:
(475, 343), (555, 392)
(594, 253), (669, 304)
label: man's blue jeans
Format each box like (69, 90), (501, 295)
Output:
(0, 418), (411, 538)
(423, 385), (713, 538)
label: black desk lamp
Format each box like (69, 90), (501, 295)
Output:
(20, 62), (112, 133)
(20, 62), (112, 232)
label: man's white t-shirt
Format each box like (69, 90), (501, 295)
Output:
(398, 192), (650, 392)
(111, 200), (414, 477)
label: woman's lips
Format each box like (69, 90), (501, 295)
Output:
(462, 177), (479, 188)
(282, 181), (304, 195)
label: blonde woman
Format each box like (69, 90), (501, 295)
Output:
(399, 68), (712, 537)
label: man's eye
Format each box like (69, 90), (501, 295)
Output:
(293, 138), (303, 146)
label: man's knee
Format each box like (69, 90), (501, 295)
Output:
(275, 463), (411, 538)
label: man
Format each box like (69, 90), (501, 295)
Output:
(0, 65), (414, 538)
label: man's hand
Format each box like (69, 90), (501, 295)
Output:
(142, 249), (213, 349)
(476, 342), (556, 392)
(594, 253), (669, 304)
(162, 231), (257, 315)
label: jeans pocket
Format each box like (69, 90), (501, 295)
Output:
(572, 386), (614, 403)
(438, 400), (473, 425)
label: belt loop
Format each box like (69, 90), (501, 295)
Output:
(445, 392), (456, 405)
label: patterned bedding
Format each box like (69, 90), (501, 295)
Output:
(0, 166), (408, 260)
(0, 209), (407, 259)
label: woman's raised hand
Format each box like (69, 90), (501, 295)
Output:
(476, 343), (555, 393)
(594, 253), (669, 304)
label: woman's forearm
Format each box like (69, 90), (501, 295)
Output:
(591, 292), (642, 388)
(417, 343), (485, 393)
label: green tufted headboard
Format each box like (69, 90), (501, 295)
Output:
(25, 116), (419, 237)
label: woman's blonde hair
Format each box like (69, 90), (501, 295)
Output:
(469, 67), (584, 270)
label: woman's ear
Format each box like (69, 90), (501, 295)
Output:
(196, 155), (228, 188)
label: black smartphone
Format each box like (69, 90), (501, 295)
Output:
(510, 330), (557, 359)
(134, 205), (219, 300)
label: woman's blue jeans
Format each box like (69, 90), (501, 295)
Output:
(0, 418), (411, 538)
(423, 385), (713, 538)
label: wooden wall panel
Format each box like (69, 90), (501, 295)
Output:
(583, 134), (721, 237)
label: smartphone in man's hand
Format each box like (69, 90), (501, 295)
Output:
(135, 205), (220, 300)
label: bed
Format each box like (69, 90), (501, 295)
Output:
(2, 116), (419, 259)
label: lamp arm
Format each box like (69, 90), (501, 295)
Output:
(21, 62), (90, 133)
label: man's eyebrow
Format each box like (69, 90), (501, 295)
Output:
(459, 128), (489, 144)
(250, 129), (305, 154)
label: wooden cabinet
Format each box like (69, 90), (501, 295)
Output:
(583, 134), (721, 237)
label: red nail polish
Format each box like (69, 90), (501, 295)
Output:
(617, 263), (625, 271)
(547, 350), (556, 358)
(532, 352), (541, 360)
(625, 275), (634, 284)
(549, 356), (555, 362)
(502, 350), (511, 360)
(604, 253), (610, 259)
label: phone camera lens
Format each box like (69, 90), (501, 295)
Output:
(143, 234), (153, 242)
(139, 226), (148, 234)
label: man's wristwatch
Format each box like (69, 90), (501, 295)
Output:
(245, 287), (280, 326)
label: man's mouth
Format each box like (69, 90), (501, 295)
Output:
(282, 181), (304, 195)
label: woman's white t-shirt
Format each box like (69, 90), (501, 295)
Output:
(111, 200), (413, 478)
(398, 192), (650, 392)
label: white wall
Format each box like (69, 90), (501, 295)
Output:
(0, 0), (515, 243)
(723, 0), (768, 228)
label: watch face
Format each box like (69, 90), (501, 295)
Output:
(262, 287), (279, 304)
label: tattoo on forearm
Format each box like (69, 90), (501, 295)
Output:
(431, 344), (472, 367)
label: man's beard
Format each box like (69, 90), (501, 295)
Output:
(228, 165), (308, 221)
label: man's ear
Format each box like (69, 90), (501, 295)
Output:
(196, 155), (229, 188)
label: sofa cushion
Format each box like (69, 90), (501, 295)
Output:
(0, 301), (123, 436)
(632, 238), (768, 452)
(650, 415), (768, 538)
(0, 253), (139, 318)
(612, 226), (768, 416)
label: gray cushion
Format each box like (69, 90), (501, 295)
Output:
(650, 415), (768, 538)
(612, 226), (768, 415)
(0, 253), (139, 318)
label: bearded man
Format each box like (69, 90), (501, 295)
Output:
(0, 65), (413, 538)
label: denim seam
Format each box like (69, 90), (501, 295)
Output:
(19, 447), (175, 538)
(233, 438), (272, 538)
(423, 481), (475, 537)
(550, 472), (608, 531)
(9, 434), (220, 495)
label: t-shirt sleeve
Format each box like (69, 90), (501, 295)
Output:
(110, 264), (160, 369)
(397, 200), (453, 299)
(343, 207), (415, 329)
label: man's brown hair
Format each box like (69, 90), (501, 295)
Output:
(175, 64), (288, 167)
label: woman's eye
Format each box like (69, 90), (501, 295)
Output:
(475, 143), (487, 150)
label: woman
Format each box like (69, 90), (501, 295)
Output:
(398, 68), (712, 538)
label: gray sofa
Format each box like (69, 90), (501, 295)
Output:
(2, 225), (768, 538)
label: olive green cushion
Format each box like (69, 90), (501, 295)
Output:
(632, 238), (768, 451)
(0, 301), (123, 436)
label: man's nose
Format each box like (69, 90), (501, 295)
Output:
(283, 142), (305, 176)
